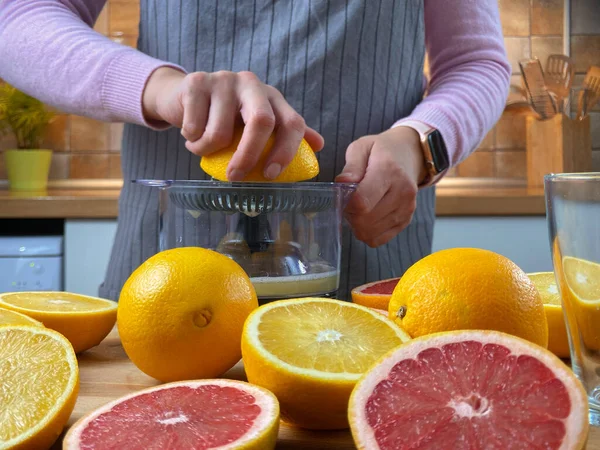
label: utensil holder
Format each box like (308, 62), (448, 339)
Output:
(526, 114), (592, 188)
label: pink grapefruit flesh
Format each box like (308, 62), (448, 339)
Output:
(352, 278), (401, 310)
(349, 330), (588, 450)
(64, 380), (280, 450)
(360, 279), (399, 295)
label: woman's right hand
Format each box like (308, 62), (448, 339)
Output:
(142, 67), (324, 181)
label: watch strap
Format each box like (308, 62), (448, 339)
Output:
(395, 120), (448, 187)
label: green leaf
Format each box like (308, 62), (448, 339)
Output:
(0, 82), (55, 149)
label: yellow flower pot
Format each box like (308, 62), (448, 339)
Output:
(4, 149), (52, 191)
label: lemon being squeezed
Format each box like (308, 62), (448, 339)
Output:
(200, 126), (319, 182)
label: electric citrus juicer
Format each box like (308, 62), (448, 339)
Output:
(135, 179), (357, 302)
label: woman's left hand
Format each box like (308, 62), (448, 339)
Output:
(335, 126), (426, 248)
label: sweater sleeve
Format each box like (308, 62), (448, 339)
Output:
(0, 0), (185, 127)
(393, 0), (511, 167)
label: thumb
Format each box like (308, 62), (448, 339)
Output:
(335, 138), (373, 183)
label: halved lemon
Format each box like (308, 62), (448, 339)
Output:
(527, 272), (570, 358)
(241, 298), (410, 430)
(0, 325), (79, 450)
(0, 291), (117, 353)
(0, 306), (44, 327)
(200, 126), (319, 182)
(561, 257), (600, 351)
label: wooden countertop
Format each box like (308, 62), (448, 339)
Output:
(0, 178), (546, 219)
(52, 327), (600, 449)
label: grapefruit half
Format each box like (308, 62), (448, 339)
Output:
(349, 330), (588, 450)
(351, 278), (400, 310)
(63, 380), (280, 450)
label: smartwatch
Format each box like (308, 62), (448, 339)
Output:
(395, 120), (450, 187)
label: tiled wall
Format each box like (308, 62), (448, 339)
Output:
(453, 0), (600, 178)
(0, 0), (598, 181)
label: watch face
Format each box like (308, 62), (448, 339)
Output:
(427, 130), (450, 173)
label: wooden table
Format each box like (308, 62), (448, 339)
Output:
(54, 328), (600, 449)
(54, 328), (354, 449)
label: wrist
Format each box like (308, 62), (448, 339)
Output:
(142, 67), (186, 122)
(385, 126), (427, 186)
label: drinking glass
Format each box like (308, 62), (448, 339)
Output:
(545, 173), (600, 425)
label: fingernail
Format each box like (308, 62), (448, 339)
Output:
(228, 169), (245, 181)
(337, 172), (355, 182)
(264, 163), (282, 180)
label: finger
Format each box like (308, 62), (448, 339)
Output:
(187, 73), (236, 157)
(347, 190), (405, 238)
(335, 138), (373, 184)
(181, 89), (209, 143)
(365, 223), (408, 248)
(366, 201), (415, 240)
(304, 127), (324, 152)
(262, 91), (306, 179)
(228, 73), (276, 180)
(358, 184), (416, 246)
(344, 157), (391, 216)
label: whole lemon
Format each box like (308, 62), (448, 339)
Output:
(118, 247), (258, 382)
(388, 248), (548, 348)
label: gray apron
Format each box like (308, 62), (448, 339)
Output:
(99, 0), (435, 301)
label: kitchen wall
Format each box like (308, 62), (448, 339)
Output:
(0, 0), (598, 181)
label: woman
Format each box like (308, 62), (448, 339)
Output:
(0, 0), (510, 300)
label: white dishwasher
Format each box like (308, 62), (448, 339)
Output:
(0, 236), (63, 292)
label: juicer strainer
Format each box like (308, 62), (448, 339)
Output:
(141, 180), (340, 215)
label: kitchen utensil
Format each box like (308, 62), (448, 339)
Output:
(505, 84), (536, 116)
(519, 58), (557, 120)
(564, 87), (590, 120)
(579, 66), (600, 119)
(166, 181), (336, 215)
(135, 179), (357, 302)
(544, 54), (575, 112)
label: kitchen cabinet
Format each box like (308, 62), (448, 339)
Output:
(64, 216), (552, 297)
(64, 220), (117, 297)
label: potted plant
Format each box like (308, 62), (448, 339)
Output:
(0, 83), (55, 191)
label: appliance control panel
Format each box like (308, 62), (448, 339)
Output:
(0, 257), (62, 292)
(0, 236), (63, 293)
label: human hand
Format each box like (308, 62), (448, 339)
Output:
(142, 67), (324, 181)
(335, 126), (427, 248)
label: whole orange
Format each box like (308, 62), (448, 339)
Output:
(117, 247), (258, 382)
(388, 248), (548, 348)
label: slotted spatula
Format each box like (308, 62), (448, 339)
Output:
(519, 58), (557, 120)
(579, 66), (600, 119)
(544, 54), (575, 112)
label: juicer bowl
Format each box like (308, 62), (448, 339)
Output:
(135, 179), (357, 300)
